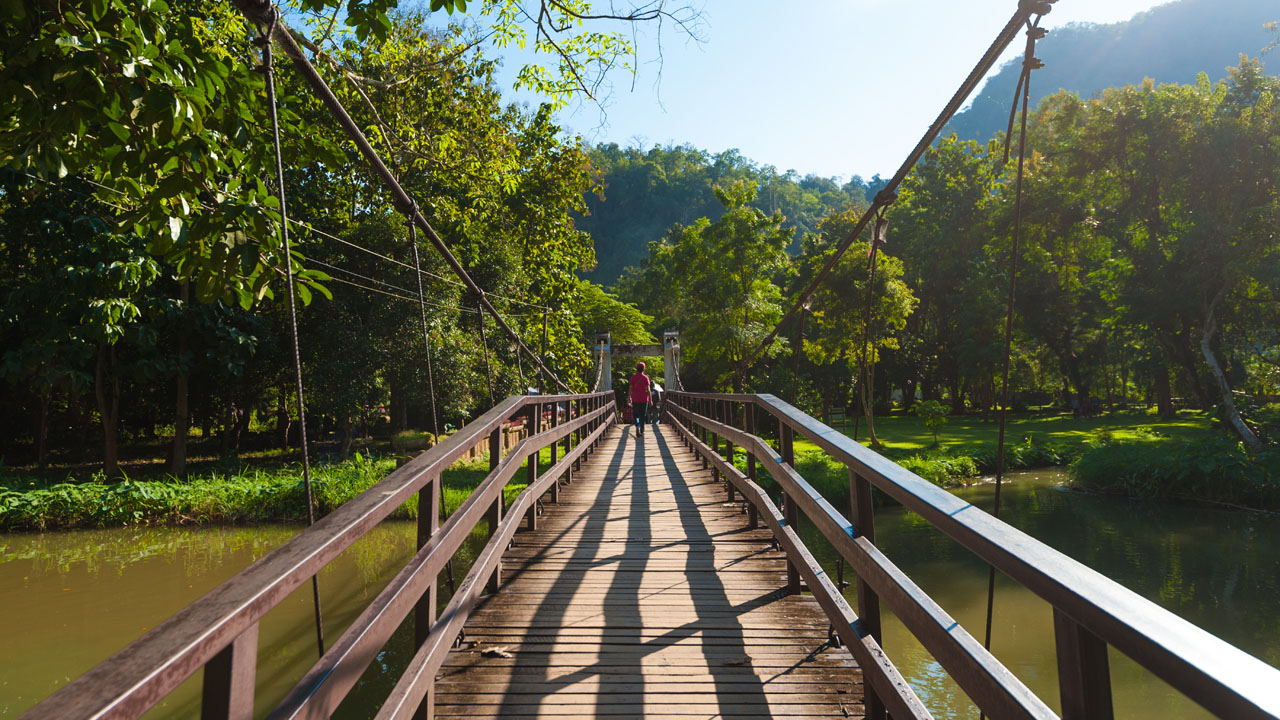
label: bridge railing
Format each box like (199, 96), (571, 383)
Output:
(21, 391), (616, 720)
(666, 391), (1280, 720)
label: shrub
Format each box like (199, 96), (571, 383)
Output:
(0, 453), (506, 531)
(1070, 436), (1280, 510)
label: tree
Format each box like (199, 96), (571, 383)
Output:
(799, 204), (917, 446)
(1032, 61), (1279, 450)
(913, 400), (948, 447)
(885, 135), (1005, 415)
(619, 182), (790, 389)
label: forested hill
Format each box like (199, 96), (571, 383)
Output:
(947, 0), (1276, 141)
(577, 144), (886, 285)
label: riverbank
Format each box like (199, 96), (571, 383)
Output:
(1069, 435), (1280, 512)
(784, 407), (1278, 511)
(0, 450), (547, 531)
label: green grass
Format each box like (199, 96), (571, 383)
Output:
(0, 447), (566, 531)
(824, 408), (1212, 453)
(770, 408), (1220, 501)
(770, 407), (1280, 511)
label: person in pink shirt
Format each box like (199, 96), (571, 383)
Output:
(628, 362), (653, 438)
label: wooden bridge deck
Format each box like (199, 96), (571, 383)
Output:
(436, 424), (866, 718)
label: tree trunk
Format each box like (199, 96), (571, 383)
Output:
(276, 387), (291, 450)
(171, 369), (189, 474)
(1200, 291), (1263, 452)
(1154, 368), (1174, 419)
(231, 405), (252, 453)
(36, 390), (50, 469)
(340, 418), (355, 459)
(1119, 352), (1129, 409)
(389, 370), (406, 434)
(947, 370), (963, 415)
(95, 345), (120, 476)
(171, 281), (190, 475)
(860, 367), (879, 446)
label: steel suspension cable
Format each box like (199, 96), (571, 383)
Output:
(257, 19), (325, 659)
(477, 300), (496, 406)
(406, 214), (442, 443)
(231, 0), (570, 393)
(406, 212), (456, 595)
(981, 13), (1049, 714)
(851, 210), (889, 443)
(734, 0), (1055, 383)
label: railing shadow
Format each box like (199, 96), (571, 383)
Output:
(654, 428), (777, 719)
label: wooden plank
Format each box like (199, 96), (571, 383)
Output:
(436, 426), (867, 719)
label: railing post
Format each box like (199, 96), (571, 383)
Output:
(1054, 608), (1114, 720)
(412, 474), (441, 720)
(487, 426), (503, 593)
(565, 400), (576, 483)
(550, 400), (559, 470)
(201, 623), (259, 720)
(745, 402), (758, 529)
(779, 423), (800, 593)
(849, 468), (885, 720)
(724, 401), (736, 502)
(525, 403), (540, 530)
(711, 400), (722, 483)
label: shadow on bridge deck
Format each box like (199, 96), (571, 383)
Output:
(436, 425), (866, 718)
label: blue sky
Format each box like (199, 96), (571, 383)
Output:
(484, 0), (1171, 181)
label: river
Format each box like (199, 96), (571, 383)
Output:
(2, 469), (1277, 718)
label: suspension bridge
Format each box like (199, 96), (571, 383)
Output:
(16, 0), (1280, 718)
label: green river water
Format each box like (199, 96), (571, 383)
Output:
(2, 468), (1277, 719)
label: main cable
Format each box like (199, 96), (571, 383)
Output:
(981, 12), (1048, 718)
(258, 17), (325, 659)
(231, 0), (570, 392)
(851, 209), (889, 444)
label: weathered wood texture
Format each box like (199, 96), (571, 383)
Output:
(436, 425), (865, 718)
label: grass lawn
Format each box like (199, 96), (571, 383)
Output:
(793, 408), (1213, 458)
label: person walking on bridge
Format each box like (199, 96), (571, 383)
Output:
(629, 362), (653, 438)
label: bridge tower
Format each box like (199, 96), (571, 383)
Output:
(592, 331), (681, 393)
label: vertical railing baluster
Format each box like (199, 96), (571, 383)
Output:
(550, 399), (559, 470)
(565, 400), (576, 483)
(412, 474), (440, 720)
(779, 424), (800, 593)
(848, 467), (885, 720)
(724, 401), (736, 501)
(201, 623), (259, 720)
(711, 400), (722, 483)
(487, 426), (503, 593)
(525, 403), (540, 530)
(745, 402), (758, 529)
(1055, 608), (1114, 720)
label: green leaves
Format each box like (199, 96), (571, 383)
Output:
(429, 0), (466, 13)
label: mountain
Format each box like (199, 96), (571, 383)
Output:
(946, 0), (1277, 142)
(577, 144), (877, 286)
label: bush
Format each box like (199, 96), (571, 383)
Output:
(1070, 435), (1280, 510)
(896, 451), (978, 487)
(0, 452), (506, 531)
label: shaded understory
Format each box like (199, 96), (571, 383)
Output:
(4, 407), (1279, 530)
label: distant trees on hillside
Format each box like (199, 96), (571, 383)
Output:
(616, 60), (1280, 451)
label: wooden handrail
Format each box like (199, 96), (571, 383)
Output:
(665, 403), (933, 719)
(269, 403), (614, 719)
(20, 391), (615, 720)
(375, 412), (614, 719)
(667, 391), (1280, 719)
(667, 400), (1052, 719)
